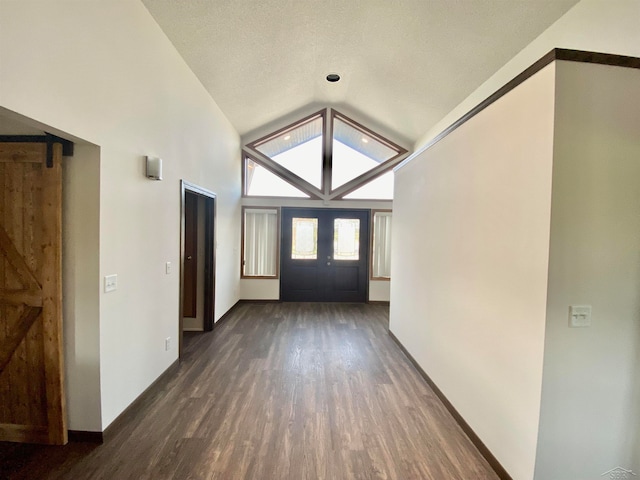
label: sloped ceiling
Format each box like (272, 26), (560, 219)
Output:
(142, 0), (578, 146)
(0, 115), (45, 135)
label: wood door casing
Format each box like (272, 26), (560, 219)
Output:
(0, 142), (66, 444)
(182, 192), (198, 318)
(179, 181), (216, 357)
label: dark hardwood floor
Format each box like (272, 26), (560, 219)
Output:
(0, 302), (498, 480)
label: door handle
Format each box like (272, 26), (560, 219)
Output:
(187, 255), (192, 260)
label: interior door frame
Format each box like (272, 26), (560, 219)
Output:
(179, 180), (216, 357)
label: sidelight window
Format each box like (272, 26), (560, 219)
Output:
(371, 211), (392, 279)
(242, 207), (279, 278)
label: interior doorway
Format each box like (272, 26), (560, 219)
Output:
(280, 207), (369, 302)
(179, 181), (216, 357)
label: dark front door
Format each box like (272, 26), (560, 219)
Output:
(281, 208), (369, 302)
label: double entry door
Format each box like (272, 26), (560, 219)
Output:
(281, 208), (369, 302)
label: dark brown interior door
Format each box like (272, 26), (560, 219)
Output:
(280, 208), (369, 302)
(0, 142), (67, 444)
(183, 192), (198, 317)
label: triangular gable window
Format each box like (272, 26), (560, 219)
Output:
(343, 171), (394, 200)
(331, 113), (398, 190)
(254, 114), (324, 189)
(244, 156), (310, 198)
(243, 109), (407, 200)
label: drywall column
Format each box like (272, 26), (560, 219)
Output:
(534, 61), (640, 479)
(390, 64), (556, 480)
(62, 144), (102, 431)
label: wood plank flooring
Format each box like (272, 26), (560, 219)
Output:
(0, 302), (499, 480)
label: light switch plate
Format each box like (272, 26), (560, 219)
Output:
(569, 305), (591, 327)
(104, 274), (118, 293)
(165, 262), (172, 274)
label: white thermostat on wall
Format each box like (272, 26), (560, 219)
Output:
(145, 156), (163, 180)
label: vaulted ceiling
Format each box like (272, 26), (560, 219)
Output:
(143, 0), (578, 147)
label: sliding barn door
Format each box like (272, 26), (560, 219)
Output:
(0, 142), (66, 444)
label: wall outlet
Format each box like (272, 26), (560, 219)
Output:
(104, 274), (117, 293)
(165, 262), (172, 274)
(165, 337), (171, 351)
(569, 305), (592, 327)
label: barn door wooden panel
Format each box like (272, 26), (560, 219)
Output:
(0, 142), (66, 445)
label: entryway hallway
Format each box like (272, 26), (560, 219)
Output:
(0, 303), (498, 480)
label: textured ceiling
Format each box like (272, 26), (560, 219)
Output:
(142, 0), (578, 146)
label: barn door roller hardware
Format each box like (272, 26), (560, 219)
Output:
(0, 133), (74, 168)
(45, 133), (74, 168)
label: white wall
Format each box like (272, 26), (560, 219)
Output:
(415, 0), (640, 152)
(533, 62), (640, 479)
(390, 65), (556, 480)
(62, 144), (102, 431)
(240, 278), (391, 302)
(368, 280), (390, 302)
(240, 278), (280, 300)
(0, 1), (241, 430)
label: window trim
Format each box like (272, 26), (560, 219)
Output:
(241, 206), (281, 279)
(242, 108), (409, 202)
(370, 209), (392, 281)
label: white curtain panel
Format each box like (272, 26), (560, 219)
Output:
(244, 209), (278, 276)
(373, 212), (392, 278)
